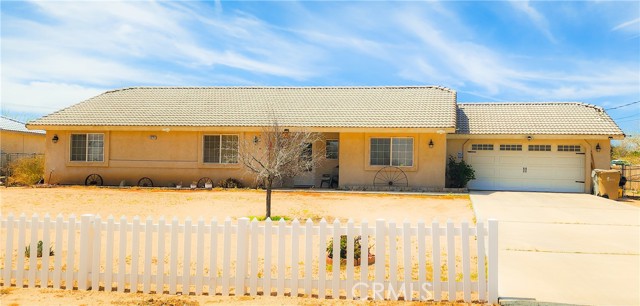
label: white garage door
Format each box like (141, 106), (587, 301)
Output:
(467, 144), (585, 192)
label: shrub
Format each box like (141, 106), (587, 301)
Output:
(217, 178), (243, 188)
(446, 156), (476, 188)
(25, 240), (54, 258)
(8, 155), (44, 186)
(326, 235), (372, 260)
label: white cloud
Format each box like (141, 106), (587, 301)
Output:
(509, 0), (557, 43)
(1, 81), (105, 113)
(612, 17), (640, 31)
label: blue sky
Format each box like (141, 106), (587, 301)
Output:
(1, 1), (639, 133)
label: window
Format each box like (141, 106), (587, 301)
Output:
(326, 140), (338, 160)
(558, 145), (581, 152)
(499, 144), (522, 151)
(471, 144), (494, 151)
(70, 133), (104, 162)
(370, 137), (413, 167)
(203, 135), (238, 164)
(528, 145), (551, 152)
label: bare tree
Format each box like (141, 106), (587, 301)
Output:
(237, 121), (325, 218)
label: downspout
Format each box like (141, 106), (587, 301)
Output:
(461, 139), (471, 161)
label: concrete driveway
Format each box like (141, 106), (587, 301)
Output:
(471, 191), (640, 306)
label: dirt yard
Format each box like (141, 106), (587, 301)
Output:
(0, 186), (473, 224)
(1, 187), (478, 305)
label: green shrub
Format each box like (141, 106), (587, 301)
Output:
(326, 235), (372, 260)
(8, 156), (44, 186)
(446, 156), (476, 188)
(217, 178), (243, 188)
(247, 215), (291, 221)
(25, 240), (54, 258)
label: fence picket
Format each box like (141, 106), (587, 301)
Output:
(375, 219), (385, 301)
(249, 218), (259, 296)
(488, 219), (499, 304)
(461, 221), (471, 302)
(130, 216), (140, 293)
(345, 219), (355, 300)
(417, 220), (426, 300)
(317, 219), (327, 299)
(263, 218), (272, 297)
(3, 214), (14, 287)
(169, 217), (179, 294)
(16, 214), (26, 288)
(208, 218), (218, 296)
(446, 220), (456, 301)
(117, 216), (127, 293)
(359, 219), (368, 300)
(53, 214), (63, 289)
(277, 219), (286, 297)
(304, 219), (313, 297)
(65, 214), (75, 290)
(91, 215), (102, 291)
(235, 218), (248, 296)
(0, 214), (497, 302)
(143, 217), (153, 294)
(331, 219), (340, 299)
(290, 219), (300, 297)
(431, 220), (441, 301)
(221, 218), (231, 296)
(387, 220), (397, 301)
(105, 215), (115, 292)
(182, 218), (192, 295)
(195, 218), (205, 295)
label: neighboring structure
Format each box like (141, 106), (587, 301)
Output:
(1, 116), (46, 154)
(26, 86), (624, 193)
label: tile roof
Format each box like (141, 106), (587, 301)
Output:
(27, 86), (457, 129)
(1, 116), (45, 134)
(456, 102), (624, 135)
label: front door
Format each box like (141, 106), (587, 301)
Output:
(293, 143), (315, 187)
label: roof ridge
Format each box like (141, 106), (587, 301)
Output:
(458, 102), (606, 112)
(109, 85), (456, 93)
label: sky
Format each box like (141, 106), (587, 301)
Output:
(1, 1), (639, 133)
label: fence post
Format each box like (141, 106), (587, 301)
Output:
(374, 219), (385, 300)
(78, 214), (94, 290)
(488, 219), (499, 304)
(235, 218), (249, 296)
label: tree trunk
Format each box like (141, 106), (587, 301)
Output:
(265, 178), (272, 218)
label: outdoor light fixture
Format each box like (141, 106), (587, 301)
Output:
(527, 135), (533, 141)
(595, 143), (601, 152)
(52, 135), (59, 143)
(149, 135), (157, 140)
(284, 129), (290, 133)
(428, 139), (434, 148)
(253, 136), (260, 144)
(608, 136), (613, 140)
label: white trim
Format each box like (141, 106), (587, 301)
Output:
(69, 133), (104, 162)
(202, 134), (239, 164)
(369, 137), (414, 167)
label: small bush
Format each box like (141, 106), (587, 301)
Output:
(326, 235), (373, 260)
(8, 156), (44, 186)
(247, 215), (291, 221)
(25, 240), (54, 258)
(217, 178), (243, 188)
(446, 156), (476, 188)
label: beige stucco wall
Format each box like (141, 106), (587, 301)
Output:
(445, 136), (613, 193)
(339, 132), (446, 189)
(44, 130), (343, 187)
(0, 130), (45, 154)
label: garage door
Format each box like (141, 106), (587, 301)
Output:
(466, 143), (585, 192)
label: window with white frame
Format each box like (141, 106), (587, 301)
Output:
(70, 133), (104, 162)
(203, 135), (238, 164)
(370, 137), (413, 167)
(326, 139), (339, 160)
(558, 145), (581, 152)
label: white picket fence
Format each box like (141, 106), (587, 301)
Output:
(0, 213), (498, 302)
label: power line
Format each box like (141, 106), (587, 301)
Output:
(605, 100), (640, 110)
(614, 113), (640, 120)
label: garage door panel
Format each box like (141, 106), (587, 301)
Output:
(466, 146), (585, 193)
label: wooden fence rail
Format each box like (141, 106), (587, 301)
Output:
(0, 213), (498, 303)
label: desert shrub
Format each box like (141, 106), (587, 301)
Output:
(8, 155), (44, 186)
(217, 178), (243, 188)
(326, 235), (373, 260)
(446, 155), (476, 188)
(25, 240), (54, 258)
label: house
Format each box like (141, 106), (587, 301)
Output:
(1, 116), (46, 171)
(26, 86), (624, 193)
